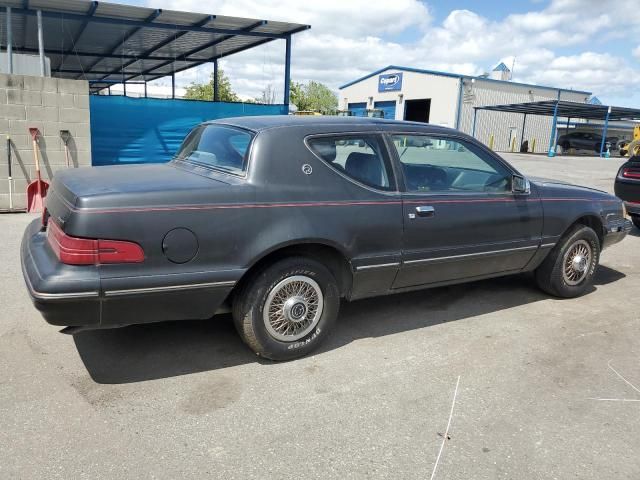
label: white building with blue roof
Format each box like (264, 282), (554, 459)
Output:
(339, 65), (592, 152)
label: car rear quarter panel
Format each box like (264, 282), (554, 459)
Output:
(244, 126), (403, 296)
(51, 124), (404, 313)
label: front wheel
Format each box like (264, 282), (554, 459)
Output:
(632, 215), (640, 229)
(232, 257), (340, 361)
(534, 225), (600, 298)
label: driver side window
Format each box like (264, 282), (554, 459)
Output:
(390, 134), (511, 193)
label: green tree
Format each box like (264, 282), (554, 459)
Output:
(184, 69), (239, 102)
(290, 81), (308, 110)
(290, 80), (337, 113)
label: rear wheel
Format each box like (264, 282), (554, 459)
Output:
(535, 225), (600, 298)
(632, 215), (640, 229)
(232, 257), (340, 361)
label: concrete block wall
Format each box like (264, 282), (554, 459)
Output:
(0, 73), (91, 211)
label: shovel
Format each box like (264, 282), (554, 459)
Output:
(60, 130), (71, 168)
(6, 136), (12, 211)
(26, 127), (49, 213)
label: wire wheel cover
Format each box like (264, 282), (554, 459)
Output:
(562, 239), (592, 285)
(263, 275), (324, 342)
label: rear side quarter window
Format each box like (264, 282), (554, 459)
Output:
(175, 124), (254, 175)
(307, 135), (395, 191)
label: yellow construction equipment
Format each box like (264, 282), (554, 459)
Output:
(293, 110), (322, 116)
(619, 125), (640, 157)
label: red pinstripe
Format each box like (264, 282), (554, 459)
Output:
(56, 196), (618, 215)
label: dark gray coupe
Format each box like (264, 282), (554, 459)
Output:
(21, 116), (631, 360)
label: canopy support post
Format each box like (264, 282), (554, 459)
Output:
(6, 7), (13, 74)
(455, 78), (464, 130)
(37, 9), (45, 76)
(284, 35), (291, 107)
(600, 106), (612, 158)
(520, 113), (527, 151)
(547, 93), (561, 157)
(213, 59), (219, 102)
(171, 73), (175, 99)
(471, 108), (478, 138)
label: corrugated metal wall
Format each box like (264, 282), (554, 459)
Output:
(457, 81), (589, 153)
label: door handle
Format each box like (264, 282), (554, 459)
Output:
(414, 206), (435, 218)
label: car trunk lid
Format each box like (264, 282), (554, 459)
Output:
(44, 162), (236, 227)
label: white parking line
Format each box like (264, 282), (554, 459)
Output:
(429, 375), (461, 480)
(607, 360), (640, 395)
(587, 398), (640, 402)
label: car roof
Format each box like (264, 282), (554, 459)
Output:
(206, 115), (456, 134)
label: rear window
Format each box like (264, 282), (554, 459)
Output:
(175, 125), (254, 175)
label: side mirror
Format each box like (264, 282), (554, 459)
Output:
(512, 174), (530, 195)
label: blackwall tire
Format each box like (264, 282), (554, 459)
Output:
(232, 257), (340, 361)
(534, 225), (600, 298)
(632, 216), (640, 230)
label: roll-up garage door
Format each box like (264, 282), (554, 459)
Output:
(374, 100), (396, 120)
(348, 102), (367, 117)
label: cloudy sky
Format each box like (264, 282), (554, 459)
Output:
(121, 0), (640, 107)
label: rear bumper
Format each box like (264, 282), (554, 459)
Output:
(602, 217), (632, 250)
(21, 219), (238, 328)
(21, 219), (102, 326)
(624, 201), (640, 217)
(614, 179), (640, 204)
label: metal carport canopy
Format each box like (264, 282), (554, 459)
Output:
(1, 0), (310, 97)
(472, 100), (640, 157)
(476, 100), (640, 121)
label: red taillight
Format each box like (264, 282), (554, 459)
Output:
(47, 220), (144, 265)
(622, 167), (640, 179)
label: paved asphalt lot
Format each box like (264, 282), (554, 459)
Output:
(1, 153), (639, 479)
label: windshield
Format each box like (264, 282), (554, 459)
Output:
(174, 124), (254, 175)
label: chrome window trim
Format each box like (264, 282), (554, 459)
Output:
(304, 132), (400, 195)
(382, 130), (521, 177)
(173, 123), (257, 179)
(383, 130), (520, 194)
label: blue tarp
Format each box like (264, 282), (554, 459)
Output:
(90, 96), (288, 166)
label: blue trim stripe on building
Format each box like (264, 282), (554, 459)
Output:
(338, 65), (592, 96)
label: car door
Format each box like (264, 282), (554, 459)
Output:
(387, 132), (544, 289)
(580, 133), (596, 151)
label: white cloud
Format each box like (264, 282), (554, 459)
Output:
(142, 0), (640, 106)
